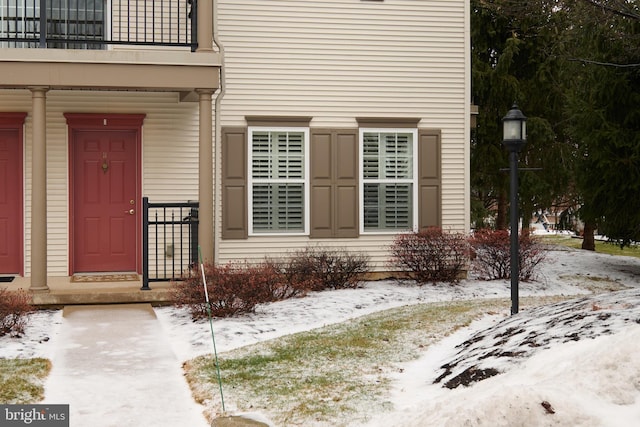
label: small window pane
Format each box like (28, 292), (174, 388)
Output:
(252, 131), (305, 179)
(362, 132), (413, 180)
(363, 134), (380, 179)
(251, 132), (271, 179)
(383, 133), (412, 179)
(253, 183), (304, 232)
(364, 183), (413, 230)
(384, 184), (412, 228)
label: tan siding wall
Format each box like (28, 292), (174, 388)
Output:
(1, 90), (199, 276)
(216, 0), (470, 269)
(218, 0), (466, 126)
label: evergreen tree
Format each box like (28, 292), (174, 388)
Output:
(471, 0), (574, 231)
(565, 0), (640, 247)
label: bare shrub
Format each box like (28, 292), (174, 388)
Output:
(470, 229), (547, 281)
(0, 288), (34, 337)
(171, 247), (370, 320)
(262, 258), (312, 300)
(284, 247), (370, 290)
(170, 262), (283, 320)
(389, 227), (470, 284)
(276, 250), (324, 292)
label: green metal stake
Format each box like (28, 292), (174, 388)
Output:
(198, 246), (226, 413)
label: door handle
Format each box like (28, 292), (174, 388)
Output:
(125, 209), (135, 215)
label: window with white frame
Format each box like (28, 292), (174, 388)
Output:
(249, 127), (309, 234)
(360, 129), (418, 232)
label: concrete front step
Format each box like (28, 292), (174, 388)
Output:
(211, 416), (270, 427)
(4, 276), (174, 306)
(31, 287), (173, 306)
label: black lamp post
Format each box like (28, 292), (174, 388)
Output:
(502, 103), (527, 315)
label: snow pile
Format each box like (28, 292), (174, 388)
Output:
(434, 288), (640, 389)
(366, 289), (640, 427)
(376, 325), (640, 427)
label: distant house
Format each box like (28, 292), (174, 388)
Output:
(0, 0), (470, 291)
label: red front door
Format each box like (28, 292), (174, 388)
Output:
(0, 128), (22, 274)
(72, 130), (138, 272)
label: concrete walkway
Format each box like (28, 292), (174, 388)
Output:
(43, 304), (210, 427)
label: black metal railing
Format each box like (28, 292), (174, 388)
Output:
(142, 197), (199, 290)
(0, 0), (197, 51)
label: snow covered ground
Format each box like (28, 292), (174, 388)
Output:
(368, 289), (640, 427)
(2, 243), (640, 426)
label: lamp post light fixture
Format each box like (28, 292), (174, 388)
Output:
(502, 103), (527, 315)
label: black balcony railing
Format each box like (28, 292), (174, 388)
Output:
(0, 0), (197, 50)
(142, 197), (199, 290)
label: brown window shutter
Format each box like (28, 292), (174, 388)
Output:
(310, 130), (333, 238)
(310, 129), (359, 238)
(418, 129), (442, 228)
(334, 130), (358, 237)
(221, 127), (248, 239)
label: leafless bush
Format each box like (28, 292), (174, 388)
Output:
(470, 229), (547, 281)
(0, 288), (34, 337)
(389, 227), (470, 284)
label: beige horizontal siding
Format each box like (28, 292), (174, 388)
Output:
(218, 0), (466, 124)
(217, 236), (399, 271)
(215, 0), (470, 269)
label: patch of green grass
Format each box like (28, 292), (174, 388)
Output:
(540, 235), (640, 258)
(0, 358), (51, 403)
(186, 297), (563, 426)
(557, 274), (630, 293)
(592, 241), (640, 257)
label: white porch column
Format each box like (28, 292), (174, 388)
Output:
(30, 87), (49, 292)
(197, 89), (214, 263)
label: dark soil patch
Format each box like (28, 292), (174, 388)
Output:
(443, 366), (500, 389)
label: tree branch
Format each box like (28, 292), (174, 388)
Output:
(578, 0), (640, 21)
(568, 58), (640, 68)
